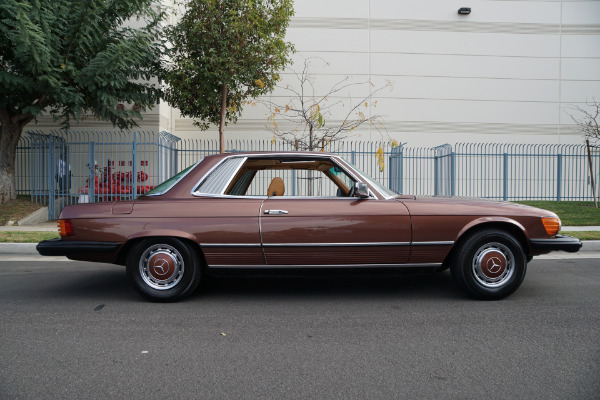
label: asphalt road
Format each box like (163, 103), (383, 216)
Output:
(1, 257), (599, 400)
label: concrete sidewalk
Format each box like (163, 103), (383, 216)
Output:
(0, 222), (58, 232)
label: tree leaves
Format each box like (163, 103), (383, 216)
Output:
(0, 0), (166, 129)
(164, 0), (294, 134)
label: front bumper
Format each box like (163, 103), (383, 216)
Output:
(529, 234), (583, 255)
(37, 239), (122, 260)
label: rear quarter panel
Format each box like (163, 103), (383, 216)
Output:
(60, 197), (265, 266)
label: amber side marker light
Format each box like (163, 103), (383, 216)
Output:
(57, 219), (74, 237)
(541, 217), (561, 236)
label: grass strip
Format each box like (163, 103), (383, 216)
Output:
(561, 231), (600, 241)
(0, 232), (60, 243)
(515, 201), (600, 226)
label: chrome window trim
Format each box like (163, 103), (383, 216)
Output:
(263, 196), (369, 200)
(193, 194), (363, 200)
(193, 194), (268, 200)
(209, 263), (443, 269)
(190, 153), (385, 199)
(145, 160), (202, 197)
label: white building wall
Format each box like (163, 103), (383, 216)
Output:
(31, 0), (600, 147)
(170, 0), (600, 147)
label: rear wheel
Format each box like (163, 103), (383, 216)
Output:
(126, 238), (202, 302)
(450, 229), (527, 300)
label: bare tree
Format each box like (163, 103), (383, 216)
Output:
(570, 100), (600, 144)
(570, 99), (600, 207)
(258, 57), (392, 151)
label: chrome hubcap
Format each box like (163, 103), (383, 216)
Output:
(472, 242), (514, 288)
(139, 244), (184, 290)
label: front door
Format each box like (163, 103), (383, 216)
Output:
(260, 198), (411, 266)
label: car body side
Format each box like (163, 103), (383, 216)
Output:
(46, 154), (564, 268)
(37, 152), (582, 301)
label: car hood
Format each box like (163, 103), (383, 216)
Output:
(399, 196), (558, 218)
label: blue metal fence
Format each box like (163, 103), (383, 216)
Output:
(17, 130), (180, 220)
(451, 143), (598, 201)
(15, 131), (600, 220)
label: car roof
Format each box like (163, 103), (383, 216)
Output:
(202, 151), (339, 162)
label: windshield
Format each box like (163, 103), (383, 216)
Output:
(143, 161), (200, 196)
(343, 160), (397, 198)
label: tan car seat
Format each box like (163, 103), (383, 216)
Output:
(267, 177), (285, 196)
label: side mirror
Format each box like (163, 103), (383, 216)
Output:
(354, 182), (369, 198)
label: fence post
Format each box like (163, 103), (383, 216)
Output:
(434, 154), (439, 196)
(88, 142), (95, 203)
(399, 148), (404, 194)
(132, 132), (138, 200)
(503, 153), (508, 201)
(451, 152), (456, 197)
(48, 136), (56, 220)
(388, 154), (392, 192)
(556, 153), (562, 202)
(174, 143), (179, 175)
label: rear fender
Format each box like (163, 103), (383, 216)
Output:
(128, 230), (197, 242)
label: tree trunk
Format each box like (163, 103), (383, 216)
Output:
(0, 114), (25, 204)
(219, 83), (228, 154)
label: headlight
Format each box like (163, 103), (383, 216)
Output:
(541, 216), (561, 236)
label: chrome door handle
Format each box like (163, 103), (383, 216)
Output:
(264, 209), (288, 215)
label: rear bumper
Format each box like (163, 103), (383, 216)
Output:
(529, 235), (583, 255)
(37, 239), (121, 260)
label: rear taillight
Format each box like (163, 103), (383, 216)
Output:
(57, 219), (74, 237)
(541, 216), (561, 236)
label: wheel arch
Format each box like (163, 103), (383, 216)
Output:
(445, 219), (529, 265)
(116, 235), (207, 268)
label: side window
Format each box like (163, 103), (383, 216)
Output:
(194, 157), (247, 195)
(246, 168), (354, 197)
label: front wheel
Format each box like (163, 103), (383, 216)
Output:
(450, 229), (527, 300)
(126, 238), (202, 302)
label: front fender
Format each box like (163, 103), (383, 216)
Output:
(454, 217), (527, 243)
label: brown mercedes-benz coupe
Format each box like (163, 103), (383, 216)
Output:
(37, 152), (582, 301)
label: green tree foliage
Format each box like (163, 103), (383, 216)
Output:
(0, 0), (166, 203)
(165, 0), (294, 153)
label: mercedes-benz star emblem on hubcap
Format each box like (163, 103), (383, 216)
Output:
(486, 257), (502, 273)
(152, 259), (169, 276)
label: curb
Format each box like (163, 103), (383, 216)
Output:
(2, 241), (600, 256)
(0, 243), (40, 254)
(18, 207), (49, 226)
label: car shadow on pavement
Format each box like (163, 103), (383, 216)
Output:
(31, 266), (463, 303)
(35, 267), (136, 302)
(194, 270), (463, 302)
